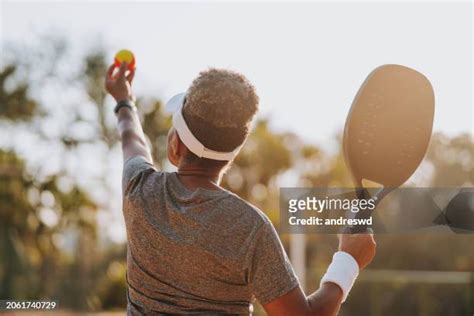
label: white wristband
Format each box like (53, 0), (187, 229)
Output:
(320, 251), (359, 302)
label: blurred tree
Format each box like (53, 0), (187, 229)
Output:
(223, 120), (292, 198)
(0, 66), (38, 120)
(426, 133), (474, 186)
(0, 43), (102, 309)
(0, 150), (99, 300)
(0, 150), (33, 298)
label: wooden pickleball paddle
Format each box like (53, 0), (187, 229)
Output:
(343, 64), (435, 233)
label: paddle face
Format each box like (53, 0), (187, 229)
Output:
(343, 64), (435, 188)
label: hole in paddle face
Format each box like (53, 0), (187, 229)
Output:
(362, 179), (383, 189)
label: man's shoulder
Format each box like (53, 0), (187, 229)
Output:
(220, 191), (272, 227)
(122, 156), (157, 195)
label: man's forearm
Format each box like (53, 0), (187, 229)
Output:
(117, 107), (144, 139)
(306, 283), (343, 316)
(116, 106), (153, 162)
(263, 282), (343, 316)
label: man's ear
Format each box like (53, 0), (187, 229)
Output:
(167, 129), (181, 167)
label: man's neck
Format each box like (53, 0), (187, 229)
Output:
(176, 166), (222, 191)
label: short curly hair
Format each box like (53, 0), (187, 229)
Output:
(182, 68), (259, 158)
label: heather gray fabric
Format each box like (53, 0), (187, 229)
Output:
(122, 156), (299, 315)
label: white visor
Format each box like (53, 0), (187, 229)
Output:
(165, 92), (242, 161)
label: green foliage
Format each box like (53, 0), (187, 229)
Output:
(427, 133), (474, 186)
(0, 66), (38, 120)
(0, 149), (99, 302)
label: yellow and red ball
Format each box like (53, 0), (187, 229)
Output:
(114, 49), (136, 70)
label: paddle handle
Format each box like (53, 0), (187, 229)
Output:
(347, 187), (390, 234)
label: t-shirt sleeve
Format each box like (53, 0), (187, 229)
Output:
(122, 156), (155, 195)
(249, 221), (300, 305)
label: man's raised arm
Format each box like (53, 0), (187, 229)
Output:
(105, 62), (152, 164)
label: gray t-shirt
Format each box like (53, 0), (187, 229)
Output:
(122, 156), (299, 315)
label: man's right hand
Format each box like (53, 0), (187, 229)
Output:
(105, 62), (135, 103)
(338, 232), (376, 270)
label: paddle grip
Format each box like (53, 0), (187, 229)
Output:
(347, 187), (380, 234)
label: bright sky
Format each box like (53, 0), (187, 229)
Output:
(2, 1), (473, 147)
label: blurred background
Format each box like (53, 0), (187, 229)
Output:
(0, 1), (473, 315)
